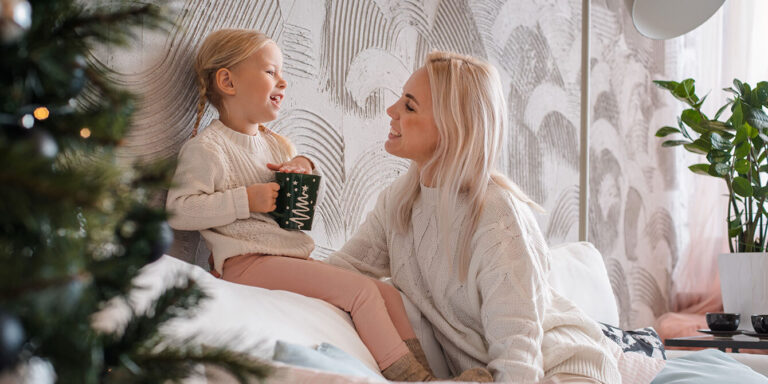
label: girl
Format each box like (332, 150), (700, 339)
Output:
(327, 51), (622, 383)
(165, 29), (489, 382)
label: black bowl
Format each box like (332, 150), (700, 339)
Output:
(706, 312), (740, 331)
(752, 315), (768, 334)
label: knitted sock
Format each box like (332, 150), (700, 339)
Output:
(404, 338), (433, 376)
(451, 367), (494, 382)
(380, 352), (434, 382)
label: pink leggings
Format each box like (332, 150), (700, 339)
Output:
(220, 254), (415, 369)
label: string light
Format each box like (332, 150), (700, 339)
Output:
(80, 128), (91, 138)
(21, 114), (34, 128)
(33, 107), (50, 120)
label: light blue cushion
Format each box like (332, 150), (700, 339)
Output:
(652, 349), (768, 383)
(272, 340), (386, 382)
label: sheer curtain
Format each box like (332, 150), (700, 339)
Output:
(656, 0), (768, 339)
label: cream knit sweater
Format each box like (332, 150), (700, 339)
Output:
(166, 120), (315, 273)
(327, 180), (621, 383)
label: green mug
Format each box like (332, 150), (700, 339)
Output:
(269, 172), (321, 230)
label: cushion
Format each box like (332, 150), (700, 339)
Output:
(272, 340), (384, 381)
(92, 255), (380, 374)
(651, 349), (768, 383)
(599, 322), (667, 359)
(548, 242), (620, 326)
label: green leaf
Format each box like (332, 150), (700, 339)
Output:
(654, 80), (679, 92)
(712, 163), (730, 177)
(734, 159), (750, 174)
(682, 109), (708, 134)
(662, 140), (689, 147)
(707, 149), (730, 164)
(734, 127), (747, 146)
(746, 122), (759, 138)
(674, 79), (699, 105)
(735, 79), (745, 95)
(710, 132), (732, 151)
(656, 126), (680, 137)
(733, 176), (754, 197)
(689, 164), (711, 175)
(729, 218), (743, 237)
(732, 100), (744, 129)
(756, 81), (768, 106)
(684, 138), (711, 154)
(714, 100), (734, 120)
(735, 141), (751, 159)
(747, 108), (768, 130)
(756, 186), (768, 199)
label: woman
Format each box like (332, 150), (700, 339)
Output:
(327, 51), (621, 383)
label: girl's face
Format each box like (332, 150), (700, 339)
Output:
(385, 67), (439, 166)
(227, 41), (287, 123)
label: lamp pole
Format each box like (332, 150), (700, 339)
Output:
(579, 0), (590, 241)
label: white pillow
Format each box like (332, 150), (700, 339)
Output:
(92, 255), (380, 374)
(548, 242), (620, 326)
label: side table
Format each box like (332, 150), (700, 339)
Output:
(665, 334), (768, 353)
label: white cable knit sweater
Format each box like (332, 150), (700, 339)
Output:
(327, 180), (621, 383)
(166, 120), (315, 273)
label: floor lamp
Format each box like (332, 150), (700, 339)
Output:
(578, 0), (725, 241)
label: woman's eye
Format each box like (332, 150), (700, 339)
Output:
(405, 102), (414, 112)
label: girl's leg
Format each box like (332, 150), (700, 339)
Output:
(371, 279), (416, 340)
(221, 255), (409, 370)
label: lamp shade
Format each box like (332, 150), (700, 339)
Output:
(632, 0), (725, 40)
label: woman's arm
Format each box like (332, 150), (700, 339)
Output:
(474, 206), (549, 383)
(166, 141), (250, 231)
(326, 190), (391, 279)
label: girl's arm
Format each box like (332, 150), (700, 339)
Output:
(325, 189), (391, 279)
(166, 141), (250, 231)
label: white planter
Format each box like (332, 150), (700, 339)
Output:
(718, 252), (768, 330)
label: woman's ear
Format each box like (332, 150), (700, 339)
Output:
(215, 68), (236, 96)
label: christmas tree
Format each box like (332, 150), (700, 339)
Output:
(0, 0), (270, 382)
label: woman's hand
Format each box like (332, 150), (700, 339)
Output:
(267, 156), (314, 174)
(246, 182), (280, 212)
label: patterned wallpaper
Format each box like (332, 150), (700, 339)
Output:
(101, 0), (687, 329)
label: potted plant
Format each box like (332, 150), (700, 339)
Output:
(655, 78), (768, 328)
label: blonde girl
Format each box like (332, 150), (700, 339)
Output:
(327, 51), (622, 383)
(165, 29), (485, 382)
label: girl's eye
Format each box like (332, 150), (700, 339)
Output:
(405, 102), (415, 112)
(266, 70), (275, 76)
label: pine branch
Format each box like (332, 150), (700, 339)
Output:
(125, 342), (273, 384)
(104, 279), (206, 359)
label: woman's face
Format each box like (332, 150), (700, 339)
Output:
(385, 67), (439, 166)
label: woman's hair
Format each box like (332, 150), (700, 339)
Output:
(192, 29), (295, 160)
(390, 51), (542, 281)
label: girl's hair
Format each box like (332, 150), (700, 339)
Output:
(390, 51), (542, 281)
(192, 29), (295, 160)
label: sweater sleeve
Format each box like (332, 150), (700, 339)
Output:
(166, 140), (250, 231)
(325, 189), (390, 279)
(474, 204), (548, 383)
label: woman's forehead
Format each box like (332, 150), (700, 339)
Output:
(403, 67), (430, 97)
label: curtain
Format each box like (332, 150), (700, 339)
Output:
(656, 0), (768, 340)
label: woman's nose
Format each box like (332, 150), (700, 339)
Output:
(386, 103), (396, 118)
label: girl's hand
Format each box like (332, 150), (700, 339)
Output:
(246, 182), (280, 212)
(267, 156), (313, 174)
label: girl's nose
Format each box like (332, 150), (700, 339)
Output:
(277, 76), (287, 89)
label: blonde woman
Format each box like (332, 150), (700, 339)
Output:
(166, 29), (488, 382)
(327, 51), (622, 383)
